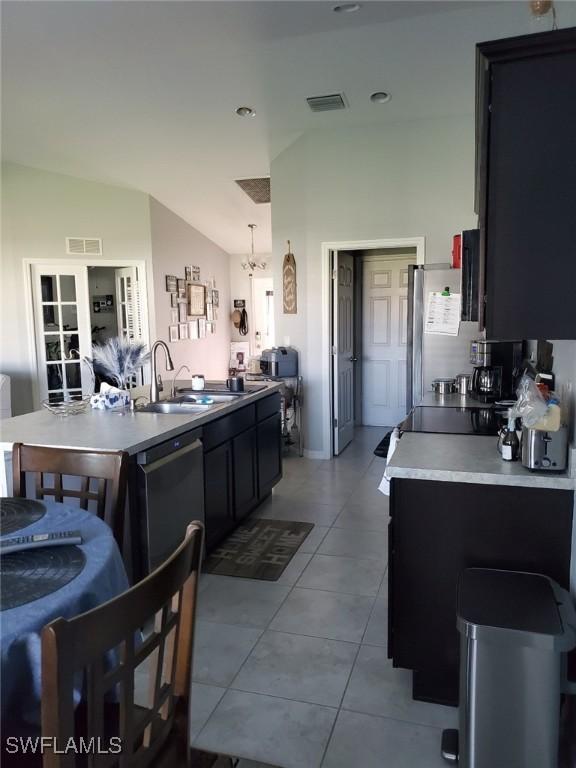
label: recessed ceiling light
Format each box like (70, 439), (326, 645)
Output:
(370, 92), (391, 104)
(332, 3), (361, 13)
(236, 106), (256, 118)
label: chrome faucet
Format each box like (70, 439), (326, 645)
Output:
(150, 340), (174, 403)
(171, 364), (191, 398)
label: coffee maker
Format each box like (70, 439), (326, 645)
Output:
(469, 340), (524, 403)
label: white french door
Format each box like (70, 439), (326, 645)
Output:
(31, 265), (92, 404)
(332, 250), (356, 455)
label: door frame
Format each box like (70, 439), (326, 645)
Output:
(321, 238), (425, 459)
(23, 258), (151, 410)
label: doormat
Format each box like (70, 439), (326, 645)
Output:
(205, 519), (314, 581)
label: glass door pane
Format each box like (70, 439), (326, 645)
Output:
(32, 266), (91, 404)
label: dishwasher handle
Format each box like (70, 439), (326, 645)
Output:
(136, 428), (202, 465)
(138, 438), (203, 473)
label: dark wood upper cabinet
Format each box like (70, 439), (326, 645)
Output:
(476, 28), (576, 339)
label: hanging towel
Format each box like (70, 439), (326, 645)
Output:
(378, 428), (401, 496)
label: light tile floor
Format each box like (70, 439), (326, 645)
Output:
(192, 427), (456, 768)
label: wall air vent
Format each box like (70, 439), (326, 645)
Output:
(306, 93), (347, 112)
(235, 177), (271, 204)
(66, 237), (103, 256)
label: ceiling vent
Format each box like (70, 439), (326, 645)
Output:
(235, 177), (271, 204)
(66, 237), (103, 256)
(306, 93), (347, 112)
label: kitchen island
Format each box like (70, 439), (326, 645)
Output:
(386, 430), (575, 707)
(0, 381), (284, 579)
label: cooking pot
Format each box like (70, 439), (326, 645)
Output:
(431, 378), (456, 395)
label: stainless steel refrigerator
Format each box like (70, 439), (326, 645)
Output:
(406, 263), (479, 412)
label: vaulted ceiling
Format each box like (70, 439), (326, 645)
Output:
(3, 1), (573, 254)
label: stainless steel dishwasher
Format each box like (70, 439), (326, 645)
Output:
(135, 428), (204, 575)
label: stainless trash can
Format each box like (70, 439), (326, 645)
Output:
(442, 568), (576, 768)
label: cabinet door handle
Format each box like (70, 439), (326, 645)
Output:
(349, 357), (358, 363)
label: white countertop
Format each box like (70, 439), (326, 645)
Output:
(0, 382), (282, 457)
(386, 432), (575, 491)
(417, 392), (493, 409)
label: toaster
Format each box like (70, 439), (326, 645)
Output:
(521, 427), (568, 472)
(260, 347), (298, 378)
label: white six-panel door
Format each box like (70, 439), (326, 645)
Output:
(31, 264), (92, 404)
(362, 256), (414, 426)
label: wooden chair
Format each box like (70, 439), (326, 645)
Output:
(40, 522), (230, 768)
(12, 443), (129, 553)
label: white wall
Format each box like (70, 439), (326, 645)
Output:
(149, 198), (231, 381)
(0, 163), (155, 415)
(271, 116), (477, 455)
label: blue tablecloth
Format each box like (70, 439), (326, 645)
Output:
(0, 501), (129, 725)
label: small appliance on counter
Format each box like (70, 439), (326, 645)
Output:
(469, 340), (523, 403)
(455, 373), (473, 395)
(431, 378), (456, 395)
(521, 427), (568, 472)
(260, 347), (299, 378)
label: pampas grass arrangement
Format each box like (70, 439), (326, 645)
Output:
(92, 337), (150, 390)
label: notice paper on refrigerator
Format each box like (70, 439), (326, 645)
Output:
(424, 292), (461, 336)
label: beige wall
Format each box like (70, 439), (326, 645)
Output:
(149, 198), (231, 382)
(0, 163), (155, 415)
(271, 116), (477, 455)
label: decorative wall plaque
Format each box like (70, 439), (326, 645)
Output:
(283, 241), (297, 314)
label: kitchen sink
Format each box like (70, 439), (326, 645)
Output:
(176, 393), (240, 403)
(175, 388), (245, 399)
(137, 401), (213, 414)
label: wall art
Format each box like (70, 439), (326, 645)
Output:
(282, 240), (297, 314)
(166, 275), (177, 292)
(187, 283), (206, 316)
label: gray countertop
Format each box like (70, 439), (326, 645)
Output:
(386, 432), (575, 490)
(417, 392), (493, 409)
(0, 381), (282, 457)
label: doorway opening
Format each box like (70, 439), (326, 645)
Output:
(27, 260), (149, 408)
(324, 238), (424, 458)
(250, 275), (275, 356)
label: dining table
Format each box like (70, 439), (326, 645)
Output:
(0, 497), (129, 727)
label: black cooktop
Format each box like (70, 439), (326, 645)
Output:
(401, 406), (504, 436)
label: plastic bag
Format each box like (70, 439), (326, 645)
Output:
(511, 374), (548, 427)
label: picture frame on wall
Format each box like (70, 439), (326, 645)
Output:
(177, 278), (186, 293)
(185, 266), (192, 281)
(212, 289), (219, 307)
(187, 283), (206, 316)
(169, 325), (178, 343)
(171, 309), (178, 324)
(178, 302), (187, 323)
(166, 275), (177, 292)
(170, 292), (178, 308)
(192, 265), (201, 283)
(178, 323), (189, 340)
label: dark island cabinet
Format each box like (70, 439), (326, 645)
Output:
(257, 412), (282, 498)
(476, 28), (576, 339)
(203, 392), (282, 551)
(233, 426), (258, 522)
(203, 440), (235, 551)
(388, 478), (573, 706)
